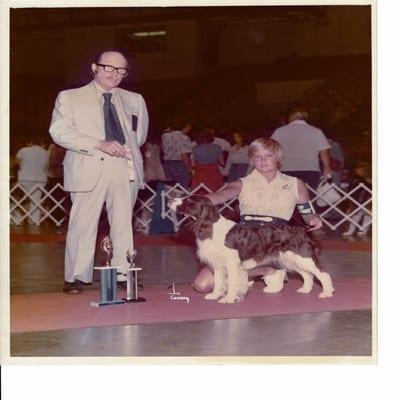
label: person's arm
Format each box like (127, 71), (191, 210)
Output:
(14, 148), (23, 169)
(14, 154), (21, 167)
(204, 180), (243, 205)
(135, 94), (149, 147)
(181, 152), (192, 171)
(49, 91), (104, 155)
(217, 148), (225, 167)
(181, 135), (194, 171)
(190, 155), (196, 170)
(296, 178), (322, 230)
(51, 91), (129, 158)
(319, 149), (332, 177)
(221, 151), (232, 176)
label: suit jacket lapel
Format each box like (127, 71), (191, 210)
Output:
(85, 81), (105, 135)
(114, 89), (134, 146)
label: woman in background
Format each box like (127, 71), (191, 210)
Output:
(191, 128), (224, 192)
(143, 131), (166, 183)
(223, 130), (250, 182)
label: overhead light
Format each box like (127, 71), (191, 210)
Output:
(132, 30), (166, 38)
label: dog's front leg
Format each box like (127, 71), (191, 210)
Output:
(219, 264), (241, 303)
(204, 268), (224, 300)
(263, 270), (286, 293)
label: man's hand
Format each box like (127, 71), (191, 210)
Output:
(95, 140), (128, 157)
(320, 172), (333, 180)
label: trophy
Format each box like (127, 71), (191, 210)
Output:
(91, 236), (125, 307)
(123, 249), (146, 303)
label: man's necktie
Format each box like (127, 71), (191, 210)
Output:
(103, 92), (126, 145)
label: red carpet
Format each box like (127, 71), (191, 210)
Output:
(10, 276), (371, 333)
(10, 232), (372, 251)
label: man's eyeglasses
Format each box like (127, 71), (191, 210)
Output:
(95, 63), (129, 76)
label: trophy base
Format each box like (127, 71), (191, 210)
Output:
(122, 297), (147, 303)
(90, 299), (126, 307)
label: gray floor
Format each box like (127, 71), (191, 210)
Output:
(9, 241), (373, 359)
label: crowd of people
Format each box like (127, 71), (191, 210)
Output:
(143, 107), (349, 194)
(11, 102), (371, 239)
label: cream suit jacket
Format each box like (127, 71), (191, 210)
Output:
(49, 81), (148, 192)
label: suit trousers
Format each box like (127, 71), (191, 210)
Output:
(64, 154), (138, 283)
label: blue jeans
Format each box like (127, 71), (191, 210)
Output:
(163, 160), (191, 188)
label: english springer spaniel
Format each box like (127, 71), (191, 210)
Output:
(169, 196), (334, 303)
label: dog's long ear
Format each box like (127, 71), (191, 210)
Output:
(199, 197), (219, 223)
(225, 226), (239, 249)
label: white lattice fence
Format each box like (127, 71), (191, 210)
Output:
(10, 181), (70, 226)
(307, 182), (372, 231)
(9, 180), (372, 233)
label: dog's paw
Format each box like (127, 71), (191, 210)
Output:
(318, 290), (334, 298)
(204, 293), (220, 300)
(263, 286), (283, 294)
(234, 295), (244, 303)
(296, 286), (312, 294)
(218, 295), (236, 304)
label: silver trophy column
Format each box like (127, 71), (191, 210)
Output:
(91, 236), (125, 307)
(123, 249), (146, 303)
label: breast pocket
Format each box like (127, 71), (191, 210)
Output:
(131, 113), (138, 132)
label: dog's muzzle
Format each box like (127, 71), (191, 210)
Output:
(168, 197), (184, 211)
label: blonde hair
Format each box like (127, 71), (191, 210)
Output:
(248, 138), (283, 167)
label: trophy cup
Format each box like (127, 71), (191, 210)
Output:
(91, 236), (125, 307)
(123, 249), (146, 303)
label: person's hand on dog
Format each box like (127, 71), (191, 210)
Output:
(306, 215), (323, 231)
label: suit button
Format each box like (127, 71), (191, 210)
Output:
(100, 157), (104, 161)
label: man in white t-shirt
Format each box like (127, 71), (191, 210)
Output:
(15, 140), (50, 225)
(271, 105), (332, 190)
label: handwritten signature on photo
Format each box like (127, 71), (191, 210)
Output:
(168, 283), (190, 304)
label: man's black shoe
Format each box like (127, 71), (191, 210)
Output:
(62, 281), (83, 294)
(76, 280), (92, 286)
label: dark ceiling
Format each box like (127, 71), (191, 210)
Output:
(11, 6), (328, 33)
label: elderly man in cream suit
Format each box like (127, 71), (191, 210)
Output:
(49, 51), (148, 294)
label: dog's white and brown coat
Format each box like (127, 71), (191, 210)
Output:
(170, 196), (334, 303)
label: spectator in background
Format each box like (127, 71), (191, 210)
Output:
(328, 138), (345, 186)
(210, 128), (231, 155)
(47, 142), (66, 180)
(192, 127), (231, 166)
(191, 128), (224, 192)
(14, 138), (49, 225)
(143, 131), (166, 183)
(181, 122), (193, 140)
(222, 130), (250, 182)
(271, 105), (332, 190)
(134, 131), (166, 234)
(161, 121), (192, 188)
